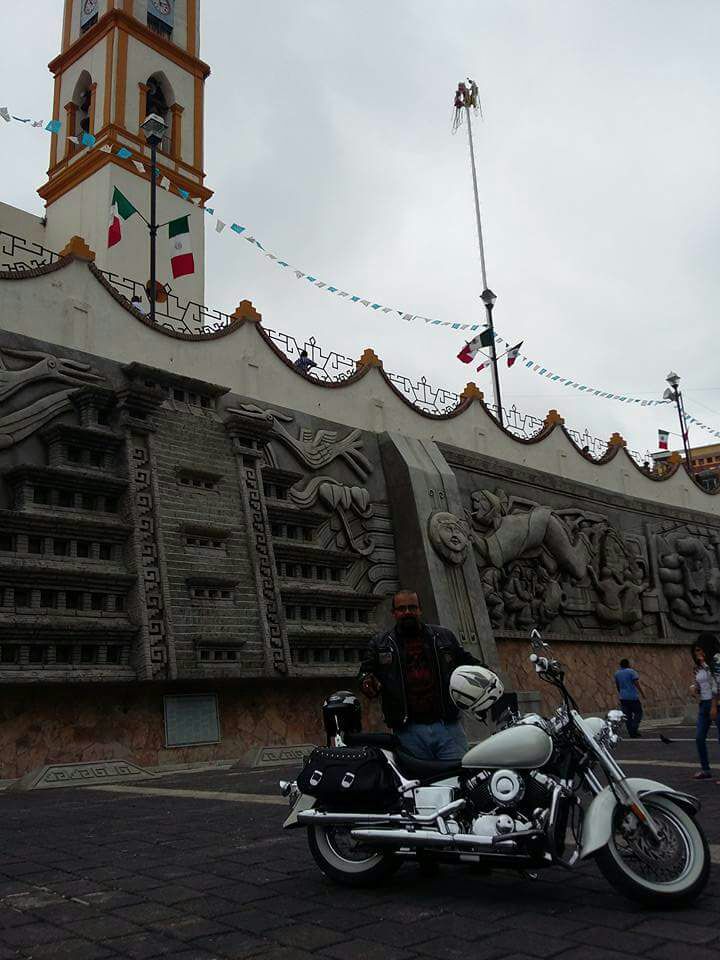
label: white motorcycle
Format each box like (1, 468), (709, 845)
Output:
(280, 630), (710, 906)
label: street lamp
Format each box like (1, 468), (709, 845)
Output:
(140, 112), (167, 325)
(663, 370), (692, 472)
(480, 288), (504, 426)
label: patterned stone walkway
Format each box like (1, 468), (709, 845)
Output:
(0, 725), (717, 960)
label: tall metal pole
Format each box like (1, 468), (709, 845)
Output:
(675, 387), (692, 472)
(464, 102), (503, 425)
(149, 138), (158, 325)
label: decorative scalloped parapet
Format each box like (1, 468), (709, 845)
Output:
(231, 300), (262, 324)
(357, 348), (383, 369)
(460, 382), (483, 402)
(59, 236), (96, 262)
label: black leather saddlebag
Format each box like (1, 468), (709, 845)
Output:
(297, 746), (399, 810)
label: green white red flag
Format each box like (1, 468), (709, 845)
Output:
(108, 187), (137, 247)
(507, 341), (523, 368)
(168, 216), (195, 278)
(658, 430), (669, 450)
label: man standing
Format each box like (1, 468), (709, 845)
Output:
(614, 658), (644, 738)
(358, 589), (482, 760)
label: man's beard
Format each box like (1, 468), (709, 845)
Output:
(396, 615), (420, 637)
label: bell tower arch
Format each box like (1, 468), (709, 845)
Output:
(40, 1), (211, 305)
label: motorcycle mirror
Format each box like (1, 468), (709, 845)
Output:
(529, 628), (548, 650)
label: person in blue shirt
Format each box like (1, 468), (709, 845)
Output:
(614, 658), (644, 738)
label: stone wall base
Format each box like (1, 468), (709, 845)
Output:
(498, 639), (692, 720)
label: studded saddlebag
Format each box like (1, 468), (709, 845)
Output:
(297, 746), (399, 811)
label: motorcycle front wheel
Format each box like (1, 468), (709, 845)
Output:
(308, 824), (400, 887)
(596, 795), (710, 906)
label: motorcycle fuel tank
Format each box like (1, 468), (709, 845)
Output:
(463, 725), (553, 770)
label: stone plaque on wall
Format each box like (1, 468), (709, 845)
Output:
(164, 694), (220, 747)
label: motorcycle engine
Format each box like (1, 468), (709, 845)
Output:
(465, 769), (553, 819)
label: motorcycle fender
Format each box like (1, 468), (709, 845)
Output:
(283, 793), (315, 830)
(580, 778), (700, 860)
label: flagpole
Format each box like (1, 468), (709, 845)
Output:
(460, 82), (504, 426)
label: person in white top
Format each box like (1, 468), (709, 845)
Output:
(690, 635), (720, 780)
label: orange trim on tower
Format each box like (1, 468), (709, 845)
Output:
(171, 103), (184, 161)
(193, 76), (203, 171)
(123, 0), (133, 11)
(103, 30), (115, 126)
(138, 82), (150, 133)
(64, 102), (78, 159)
(187, 0), (197, 57)
(49, 75), (62, 169)
(62, 0), (73, 51)
(49, 10), (211, 80)
(89, 82), (98, 135)
(114, 28), (129, 126)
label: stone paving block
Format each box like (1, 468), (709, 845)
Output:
(319, 941), (416, 960)
(412, 934), (503, 960)
(68, 916), (147, 942)
(26, 901), (105, 925)
(271, 923), (346, 951)
(103, 932), (183, 959)
(173, 895), (251, 919)
(0, 922), (73, 949)
(351, 919), (446, 947)
(566, 924), (664, 954)
(20, 939), (118, 960)
(208, 882), (274, 906)
(257, 896), (322, 918)
(478, 930), (572, 959)
(143, 883), (204, 906)
(147, 916), (235, 942)
(0, 905), (40, 928)
(554, 949), (637, 960)
(225, 908), (299, 936)
(651, 945), (720, 960)
(110, 901), (187, 924)
(631, 919), (720, 945)
(189, 930), (270, 958)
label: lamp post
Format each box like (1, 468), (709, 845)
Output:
(663, 371), (692, 472)
(140, 113), (167, 325)
(480, 287), (503, 425)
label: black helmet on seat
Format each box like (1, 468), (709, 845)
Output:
(322, 690), (362, 742)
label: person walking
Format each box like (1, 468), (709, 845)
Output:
(614, 658), (644, 738)
(690, 635), (720, 781)
(358, 588), (483, 761)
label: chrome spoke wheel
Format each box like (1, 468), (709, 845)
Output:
(612, 808), (692, 886)
(324, 826), (379, 865)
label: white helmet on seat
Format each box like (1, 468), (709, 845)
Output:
(450, 665), (504, 719)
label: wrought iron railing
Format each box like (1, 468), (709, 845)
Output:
(0, 230), (60, 273)
(0, 229), (652, 465)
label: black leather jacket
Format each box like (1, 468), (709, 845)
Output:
(358, 623), (483, 729)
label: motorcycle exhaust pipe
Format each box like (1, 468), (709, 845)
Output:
(351, 828), (518, 852)
(297, 810), (410, 827)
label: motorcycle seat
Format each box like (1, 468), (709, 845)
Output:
(394, 750), (462, 783)
(344, 732), (400, 749)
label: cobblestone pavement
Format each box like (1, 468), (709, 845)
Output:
(0, 724), (719, 960)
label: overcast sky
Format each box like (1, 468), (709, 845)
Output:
(3, 1), (720, 457)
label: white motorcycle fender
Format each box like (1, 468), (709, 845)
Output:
(283, 792), (315, 829)
(580, 778), (700, 859)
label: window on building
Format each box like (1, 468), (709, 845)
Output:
(55, 645), (73, 664)
(0, 534), (13, 552)
(28, 536), (44, 555)
(14, 588), (31, 607)
(0, 645), (19, 664)
(28, 646), (48, 665)
(76, 541), (91, 559)
(99, 543), (113, 561)
(144, 73), (173, 153)
(80, 645), (98, 664)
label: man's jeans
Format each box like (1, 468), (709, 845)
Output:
(696, 699), (720, 773)
(620, 699), (643, 737)
(395, 721), (468, 761)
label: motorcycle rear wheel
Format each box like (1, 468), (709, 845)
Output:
(596, 795), (710, 907)
(308, 825), (400, 887)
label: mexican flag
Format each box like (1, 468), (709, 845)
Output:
(457, 328), (494, 364)
(108, 187), (137, 247)
(658, 429), (669, 450)
(507, 341), (524, 367)
(168, 216), (195, 278)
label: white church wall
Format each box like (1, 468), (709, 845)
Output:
(0, 259), (715, 518)
(43, 166), (205, 305)
(0, 203), (47, 249)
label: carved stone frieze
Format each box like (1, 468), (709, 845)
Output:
(428, 511), (471, 566)
(654, 521), (720, 630)
(468, 486), (651, 634)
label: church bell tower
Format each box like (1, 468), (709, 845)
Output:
(40, 1), (211, 305)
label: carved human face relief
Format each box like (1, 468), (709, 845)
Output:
(428, 511), (470, 566)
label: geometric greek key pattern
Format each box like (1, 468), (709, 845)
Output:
(132, 442), (169, 677)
